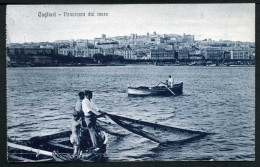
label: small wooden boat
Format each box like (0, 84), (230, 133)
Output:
(8, 128), (108, 162)
(127, 82), (183, 96)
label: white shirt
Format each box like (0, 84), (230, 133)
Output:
(82, 98), (100, 117)
(168, 77), (174, 87)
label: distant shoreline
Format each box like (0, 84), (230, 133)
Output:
(7, 64), (255, 68)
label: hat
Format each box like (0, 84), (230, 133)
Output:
(72, 110), (80, 117)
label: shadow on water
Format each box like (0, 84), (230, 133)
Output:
(150, 133), (214, 153)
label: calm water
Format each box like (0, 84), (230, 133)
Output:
(7, 65), (255, 161)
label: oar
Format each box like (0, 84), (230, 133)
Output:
(159, 82), (175, 95)
(8, 142), (53, 157)
(156, 81), (163, 87)
(164, 85), (175, 96)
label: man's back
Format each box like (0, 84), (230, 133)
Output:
(168, 77), (174, 88)
(82, 98), (100, 116)
(75, 99), (82, 112)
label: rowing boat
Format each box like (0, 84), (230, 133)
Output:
(8, 128), (108, 162)
(127, 82), (183, 96)
(8, 108), (213, 162)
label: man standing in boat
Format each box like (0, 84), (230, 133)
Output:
(75, 92), (87, 128)
(168, 75), (174, 88)
(70, 110), (82, 158)
(82, 90), (105, 149)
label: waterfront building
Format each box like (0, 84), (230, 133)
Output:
(72, 45), (102, 58)
(133, 48), (151, 59)
(150, 48), (175, 60)
(68, 46), (102, 58)
(136, 51), (149, 59)
(87, 48), (103, 57)
(189, 54), (204, 61)
(223, 51), (231, 60)
(8, 47), (53, 56)
(202, 47), (224, 60)
(30, 55), (53, 65)
(230, 49), (250, 60)
(178, 48), (189, 60)
(58, 46), (75, 56)
(7, 47), (53, 65)
(114, 48), (137, 60)
(102, 48), (114, 56)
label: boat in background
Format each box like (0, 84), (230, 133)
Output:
(127, 82), (183, 96)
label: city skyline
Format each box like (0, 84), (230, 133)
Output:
(7, 4), (255, 43)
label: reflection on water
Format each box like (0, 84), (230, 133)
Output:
(7, 66), (255, 161)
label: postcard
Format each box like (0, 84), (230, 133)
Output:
(6, 4), (255, 162)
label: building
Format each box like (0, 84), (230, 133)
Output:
(75, 46), (102, 58)
(94, 34), (108, 44)
(30, 55), (53, 65)
(202, 48), (223, 60)
(130, 33), (137, 39)
(189, 54), (204, 61)
(150, 48), (175, 60)
(101, 34), (106, 39)
(223, 51), (231, 60)
(8, 47), (53, 57)
(114, 48), (137, 60)
(102, 48), (114, 55)
(182, 33), (195, 43)
(58, 46), (75, 56)
(20, 48), (53, 55)
(230, 50), (250, 60)
(95, 42), (119, 49)
(86, 48), (103, 57)
(58, 45), (102, 58)
(178, 48), (189, 60)
(7, 47), (53, 65)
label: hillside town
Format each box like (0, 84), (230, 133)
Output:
(7, 32), (255, 67)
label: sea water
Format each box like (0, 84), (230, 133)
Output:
(7, 65), (255, 161)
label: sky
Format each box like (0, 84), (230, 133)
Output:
(6, 4), (255, 43)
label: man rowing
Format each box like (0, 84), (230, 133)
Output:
(168, 75), (174, 88)
(82, 90), (105, 150)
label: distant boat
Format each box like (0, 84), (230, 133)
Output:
(188, 62), (197, 66)
(108, 63), (126, 66)
(229, 64), (254, 67)
(127, 82), (183, 96)
(85, 64), (107, 66)
(207, 63), (217, 67)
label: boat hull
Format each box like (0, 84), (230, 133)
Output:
(127, 82), (183, 96)
(8, 128), (108, 162)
